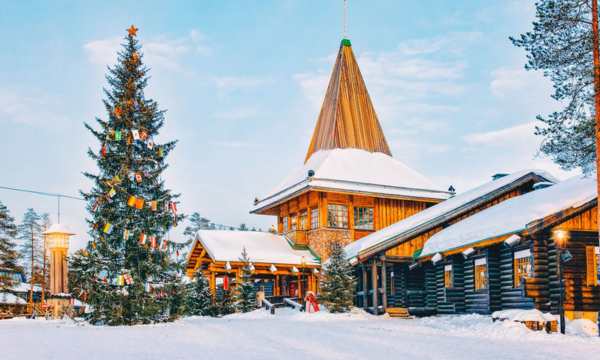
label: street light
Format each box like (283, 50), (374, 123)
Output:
(552, 229), (572, 334)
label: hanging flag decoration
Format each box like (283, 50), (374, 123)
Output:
(161, 239), (168, 251)
(103, 223), (113, 234)
(157, 146), (164, 157)
(123, 229), (130, 240)
(114, 129), (122, 141)
(138, 233), (147, 245)
(131, 129), (140, 140)
(127, 195), (136, 207)
(150, 200), (158, 211)
(135, 197), (144, 209)
(124, 273), (133, 285)
(114, 106), (122, 118)
(117, 275), (125, 286)
(135, 172), (143, 183)
(139, 129), (148, 141)
(150, 236), (157, 249)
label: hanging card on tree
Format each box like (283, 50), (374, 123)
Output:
(103, 223), (113, 234)
(127, 195), (136, 207)
(139, 129), (148, 141)
(123, 229), (130, 240)
(138, 232), (146, 245)
(135, 172), (142, 183)
(135, 197), (144, 209)
(131, 129), (140, 140)
(115, 129), (122, 141)
(108, 188), (116, 198)
(150, 200), (158, 211)
(150, 236), (157, 249)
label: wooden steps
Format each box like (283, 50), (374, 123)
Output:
(386, 307), (412, 319)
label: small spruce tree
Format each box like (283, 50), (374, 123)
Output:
(0, 201), (22, 290)
(236, 247), (256, 313)
(320, 241), (356, 313)
(186, 269), (213, 316)
(17, 208), (44, 284)
(217, 288), (236, 316)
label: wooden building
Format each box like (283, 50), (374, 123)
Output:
(251, 39), (450, 261)
(186, 231), (320, 300)
(419, 174), (599, 321)
(345, 170), (554, 315)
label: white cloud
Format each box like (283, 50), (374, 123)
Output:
(464, 121), (535, 145)
(213, 76), (272, 92)
(213, 107), (259, 120)
(83, 29), (211, 71)
(0, 88), (68, 125)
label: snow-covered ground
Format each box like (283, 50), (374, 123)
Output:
(1, 308), (598, 360)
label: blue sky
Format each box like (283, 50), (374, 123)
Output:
(0, 1), (575, 250)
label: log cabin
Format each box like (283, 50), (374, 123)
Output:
(344, 170), (555, 315)
(251, 39), (451, 262)
(419, 174), (599, 323)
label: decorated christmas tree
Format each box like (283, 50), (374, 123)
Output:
(0, 201), (22, 290)
(319, 241), (356, 313)
(185, 268), (214, 316)
(70, 25), (185, 325)
(236, 247), (256, 313)
(217, 288), (236, 316)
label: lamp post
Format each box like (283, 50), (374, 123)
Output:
(552, 229), (571, 334)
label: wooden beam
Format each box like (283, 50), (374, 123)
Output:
(361, 265), (368, 309)
(371, 260), (378, 314)
(381, 259), (388, 311)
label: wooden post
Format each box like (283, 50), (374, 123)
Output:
(371, 260), (378, 314)
(591, 0), (600, 338)
(209, 272), (216, 303)
(381, 258), (388, 312)
(361, 265), (368, 309)
(275, 275), (280, 296)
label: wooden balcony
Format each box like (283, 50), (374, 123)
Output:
(285, 229), (309, 246)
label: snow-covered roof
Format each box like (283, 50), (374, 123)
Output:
(344, 169), (555, 261)
(421, 174), (596, 257)
(195, 230), (320, 265)
(0, 292), (26, 305)
(251, 148), (451, 213)
(10, 283), (42, 293)
(43, 223), (75, 235)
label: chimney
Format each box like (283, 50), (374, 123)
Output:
(492, 173), (509, 181)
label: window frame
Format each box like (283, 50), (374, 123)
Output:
(327, 204), (349, 229)
(513, 248), (533, 288)
(290, 213), (298, 231)
(444, 264), (454, 289)
(282, 216), (289, 232)
(474, 257), (488, 291)
(353, 206), (374, 230)
(299, 210), (307, 230)
(310, 208), (319, 229)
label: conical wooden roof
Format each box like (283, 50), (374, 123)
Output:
(305, 39), (391, 162)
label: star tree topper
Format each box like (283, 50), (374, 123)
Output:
(127, 25), (138, 37)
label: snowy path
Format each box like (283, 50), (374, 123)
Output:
(1, 309), (598, 360)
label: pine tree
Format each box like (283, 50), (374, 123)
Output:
(217, 288), (236, 316)
(320, 241), (356, 313)
(0, 201), (22, 290)
(17, 208), (44, 284)
(185, 269), (214, 316)
(72, 25), (185, 325)
(183, 212), (211, 239)
(236, 247), (256, 313)
(238, 223), (248, 231)
(511, 0), (596, 172)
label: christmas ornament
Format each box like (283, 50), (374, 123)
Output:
(139, 129), (148, 141)
(135, 172), (142, 183)
(161, 239), (168, 251)
(124, 273), (133, 285)
(92, 241), (97, 250)
(103, 223), (113, 234)
(147, 140), (155, 149)
(135, 197), (144, 209)
(123, 229), (130, 240)
(117, 275), (124, 286)
(131, 52), (140, 64)
(127, 25), (138, 37)
(150, 236), (157, 249)
(101, 144), (107, 157)
(108, 188), (116, 198)
(115, 129), (122, 141)
(131, 129), (140, 140)
(138, 232), (147, 245)
(127, 195), (136, 207)
(157, 146), (164, 157)
(150, 200), (158, 211)
(114, 106), (122, 118)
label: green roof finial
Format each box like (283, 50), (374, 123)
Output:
(341, 38), (352, 47)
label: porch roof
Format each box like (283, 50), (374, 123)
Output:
(190, 230), (320, 266)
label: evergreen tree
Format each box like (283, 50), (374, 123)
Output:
(17, 208), (44, 284)
(0, 201), (22, 290)
(236, 247), (256, 313)
(238, 223), (248, 231)
(183, 212), (211, 239)
(511, 0), (596, 172)
(319, 241), (356, 313)
(185, 269), (214, 316)
(72, 25), (185, 325)
(217, 288), (236, 316)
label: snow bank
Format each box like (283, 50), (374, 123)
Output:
(0, 292), (26, 305)
(567, 319), (599, 337)
(492, 309), (557, 323)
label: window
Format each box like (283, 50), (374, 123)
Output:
(585, 246), (599, 287)
(444, 264), (453, 288)
(310, 208), (319, 229)
(291, 214), (297, 230)
(514, 249), (533, 287)
(354, 207), (374, 230)
(282, 217), (288, 232)
(474, 257), (488, 290)
(327, 204), (348, 228)
(299, 211), (307, 230)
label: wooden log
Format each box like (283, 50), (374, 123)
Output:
(371, 260), (378, 314)
(362, 265), (368, 309)
(382, 259), (388, 311)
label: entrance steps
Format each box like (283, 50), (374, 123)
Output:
(386, 307), (413, 319)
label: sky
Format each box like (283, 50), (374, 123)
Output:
(0, 0), (578, 251)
